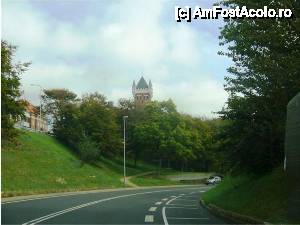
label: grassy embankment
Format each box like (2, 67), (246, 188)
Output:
(130, 174), (180, 186)
(131, 171), (214, 187)
(202, 167), (289, 223)
(2, 131), (177, 197)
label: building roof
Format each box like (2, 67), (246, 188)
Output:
(23, 100), (38, 114)
(136, 76), (148, 89)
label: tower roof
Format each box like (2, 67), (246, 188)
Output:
(136, 76), (148, 89)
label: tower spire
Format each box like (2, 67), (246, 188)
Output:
(133, 76), (153, 108)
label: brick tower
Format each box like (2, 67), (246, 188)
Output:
(132, 76), (153, 108)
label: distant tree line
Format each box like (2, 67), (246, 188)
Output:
(41, 89), (219, 171)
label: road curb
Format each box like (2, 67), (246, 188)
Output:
(200, 199), (268, 224)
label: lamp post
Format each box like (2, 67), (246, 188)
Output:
(123, 115), (128, 186)
(30, 84), (43, 130)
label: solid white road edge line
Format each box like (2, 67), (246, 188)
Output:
(149, 207), (157, 212)
(166, 196), (181, 205)
(2, 193), (82, 205)
(145, 215), (154, 222)
(162, 207), (169, 225)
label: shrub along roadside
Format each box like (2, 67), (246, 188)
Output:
(202, 167), (289, 223)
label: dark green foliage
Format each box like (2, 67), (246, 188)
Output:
(42, 90), (122, 161)
(78, 137), (99, 164)
(42, 90), (219, 172)
(118, 99), (217, 172)
(79, 93), (121, 157)
(218, 0), (300, 173)
(42, 89), (80, 148)
(1, 40), (29, 142)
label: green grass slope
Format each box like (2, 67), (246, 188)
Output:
(1, 131), (154, 197)
(202, 167), (289, 223)
(130, 174), (180, 186)
(99, 157), (156, 177)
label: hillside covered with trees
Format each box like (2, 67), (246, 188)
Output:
(41, 89), (220, 172)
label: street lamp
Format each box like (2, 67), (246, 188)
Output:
(123, 115), (128, 186)
(30, 84), (43, 130)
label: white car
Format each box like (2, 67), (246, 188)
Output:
(206, 176), (222, 185)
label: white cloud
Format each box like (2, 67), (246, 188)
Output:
(169, 24), (202, 67)
(98, 0), (166, 67)
(155, 79), (227, 117)
(2, 0), (229, 117)
(53, 25), (90, 56)
(2, 1), (49, 60)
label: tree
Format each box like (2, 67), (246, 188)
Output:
(42, 89), (79, 146)
(1, 40), (30, 141)
(218, 0), (300, 172)
(79, 93), (122, 157)
(43, 90), (122, 160)
(78, 137), (100, 165)
(42, 89), (78, 121)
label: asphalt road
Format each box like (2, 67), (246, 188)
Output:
(2, 186), (227, 225)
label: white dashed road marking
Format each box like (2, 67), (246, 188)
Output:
(148, 207), (157, 212)
(145, 215), (154, 222)
(155, 201), (162, 205)
(162, 198), (168, 201)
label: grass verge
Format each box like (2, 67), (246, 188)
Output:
(202, 167), (289, 223)
(130, 174), (181, 186)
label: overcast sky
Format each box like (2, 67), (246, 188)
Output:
(2, 0), (231, 117)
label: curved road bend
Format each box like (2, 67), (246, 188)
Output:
(2, 186), (227, 225)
